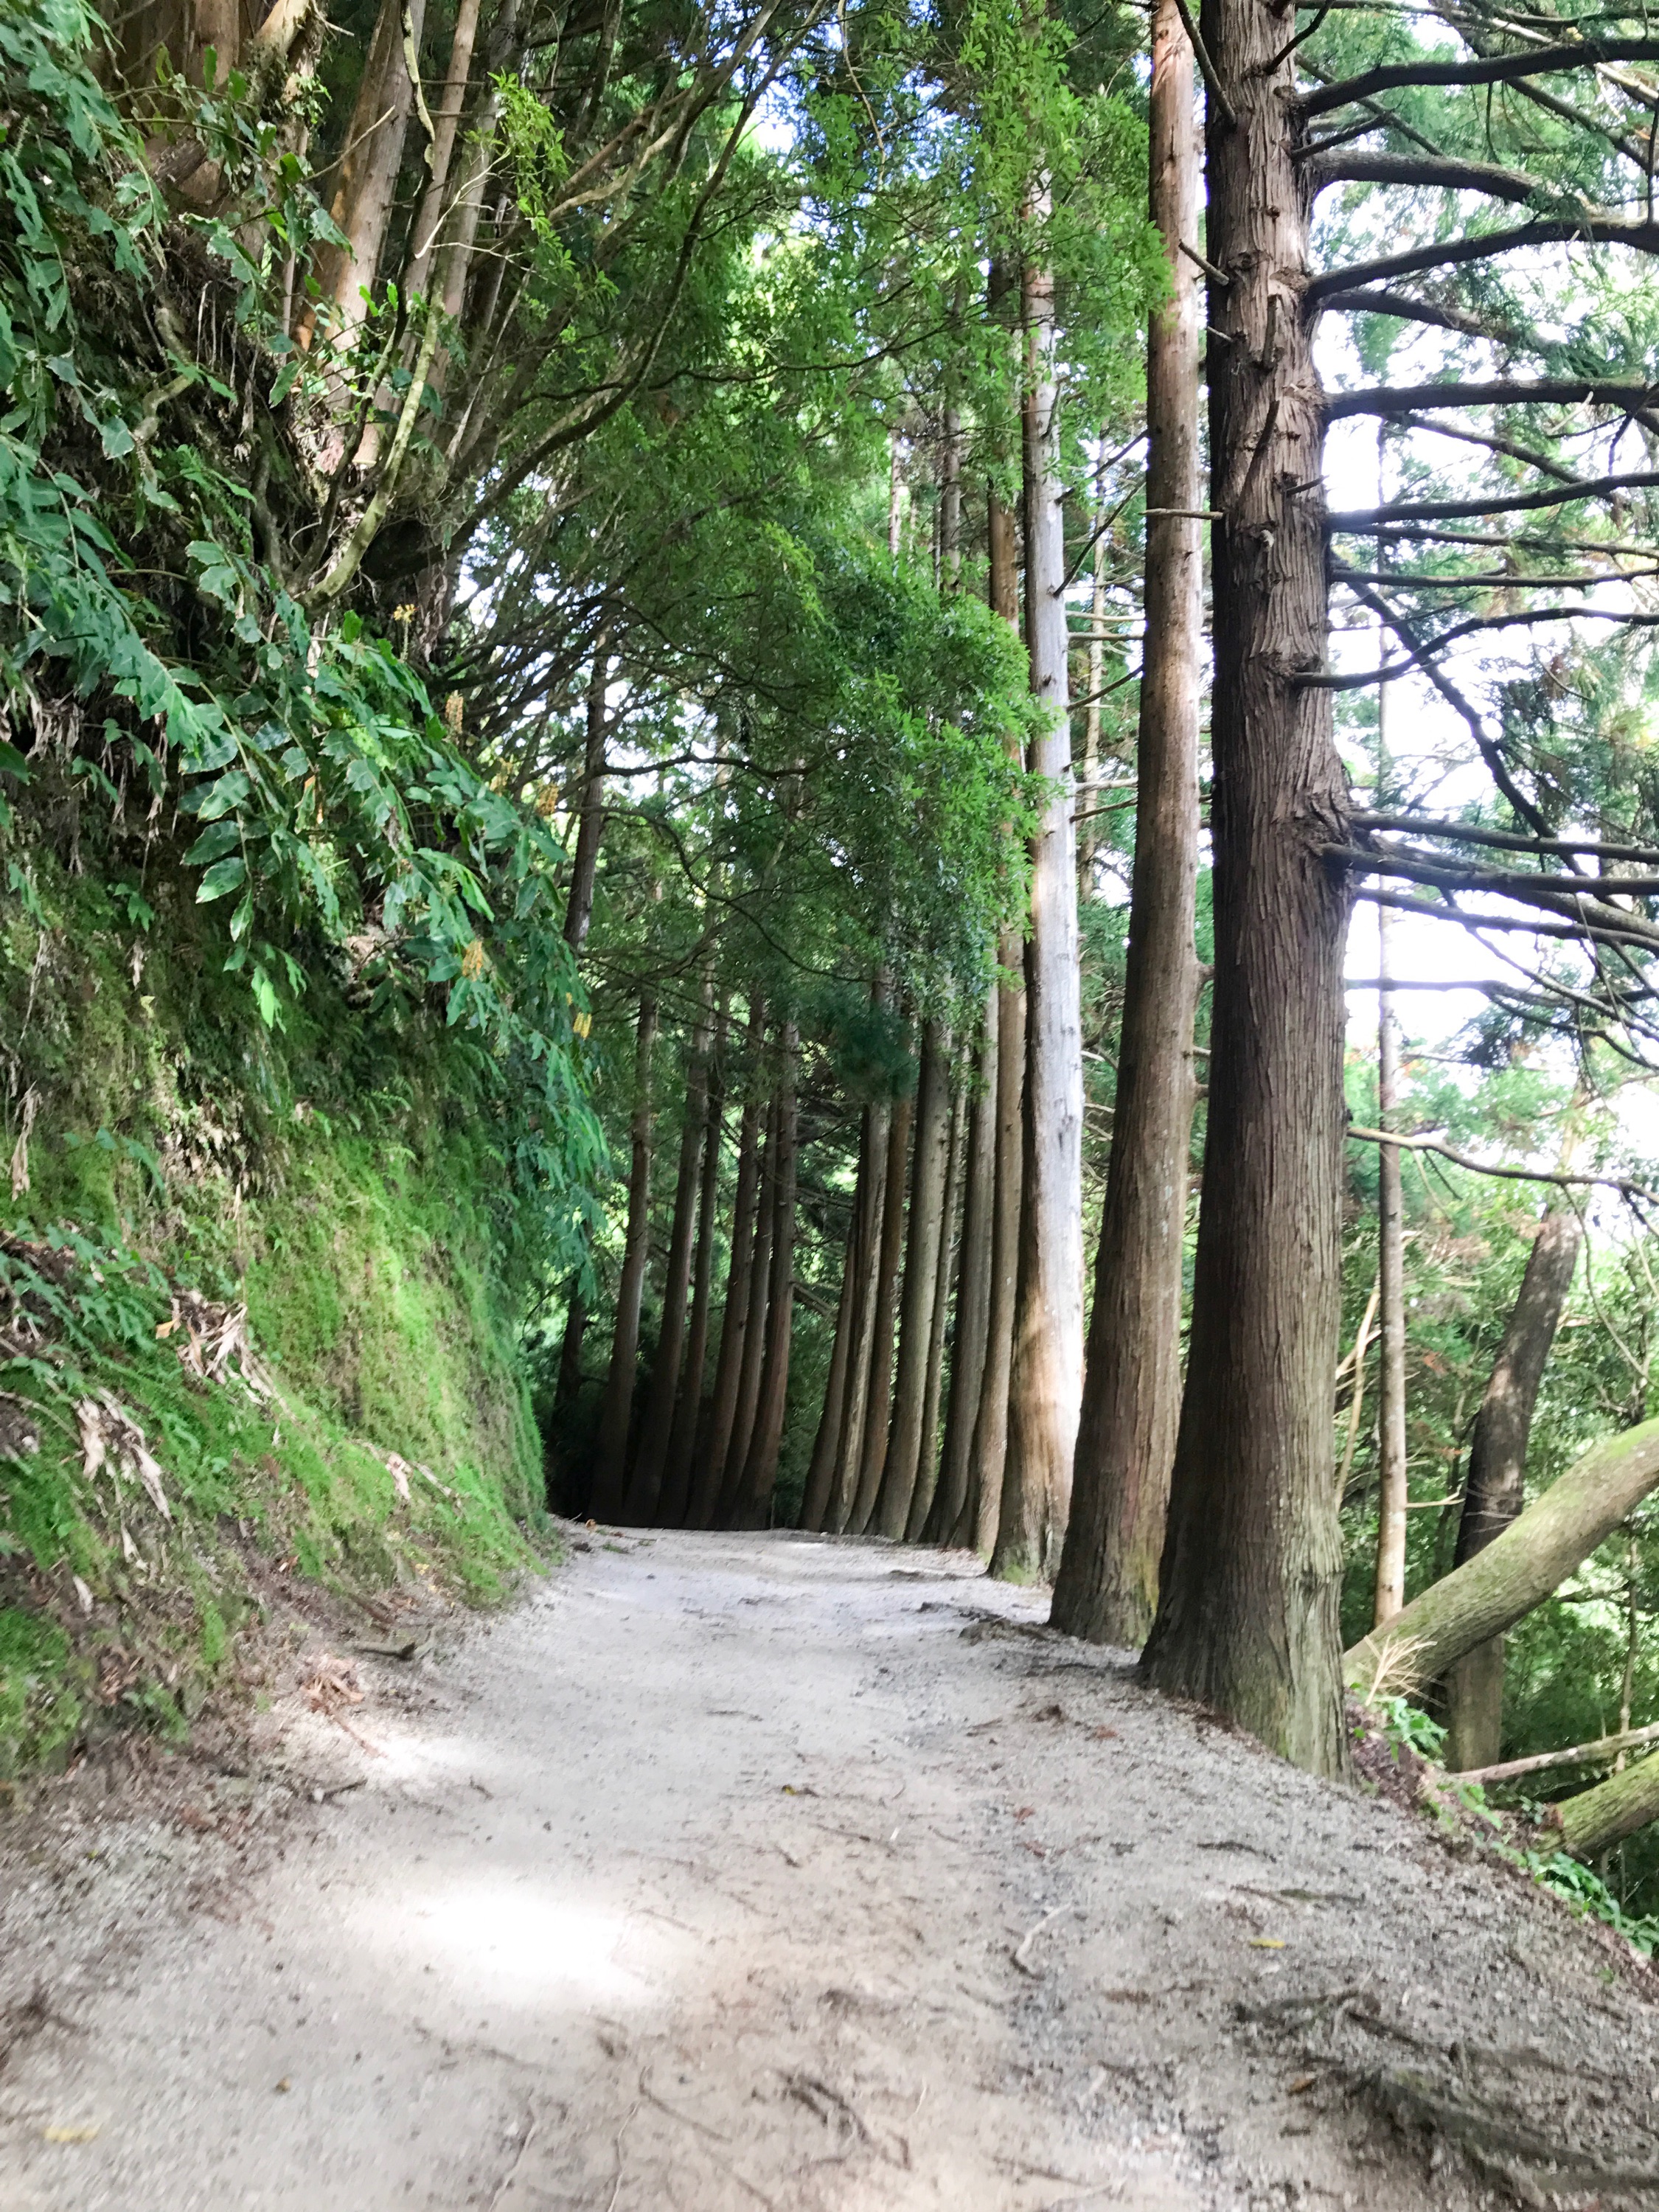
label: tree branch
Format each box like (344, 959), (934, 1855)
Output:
(1311, 216), (1659, 303)
(1301, 37), (1659, 119)
(1326, 378), (1659, 421)
(1346, 1123), (1659, 1206)
(1327, 466), (1659, 529)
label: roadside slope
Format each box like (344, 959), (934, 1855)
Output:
(2, 1531), (1657, 2210)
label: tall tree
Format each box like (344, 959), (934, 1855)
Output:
(658, 1010), (728, 1527)
(734, 1025), (799, 1526)
(1371, 897), (1410, 1628)
(1444, 1202), (1584, 1770)
(625, 977), (714, 1521)
(1052, 0), (1202, 1645)
(993, 195), (1085, 1584)
(846, 1088), (914, 1534)
(1139, 0), (1352, 1774)
(928, 1001), (996, 1546)
(591, 991), (658, 1520)
(968, 476), (1026, 1559)
(877, 1020), (953, 1538)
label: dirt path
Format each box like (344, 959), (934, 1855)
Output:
(4, 1531), (1659, 2211)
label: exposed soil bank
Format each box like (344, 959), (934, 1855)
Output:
(3, 1531), (1658, 2209)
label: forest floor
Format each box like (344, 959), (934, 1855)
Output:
(4, 1532), (1659, 2211)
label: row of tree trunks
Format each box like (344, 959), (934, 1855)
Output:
(927, 995), (997, 1546)
(591, 990), (658, 1523)
(659, 1006), (729, 1528)
(874, 1022), (953, 1539)
(624, 970), (716, 1523)
(733, 1026), (799, 1527)
(908, 1075), (965, 1542)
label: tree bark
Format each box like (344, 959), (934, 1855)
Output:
(967, 474), (1026, 1558)
(1051, 0), (1202, 1646)
(1373, 897), (1410, 1626)
(657, 1009), (728, 1530)
(992, 201), (1085, 1585)
(1140, 0), (1354, 1776)
(404, 0), (482, 301)
(907, 1069), (964, 1543)
(689, 1026), (764, 1529)
(563, 633), (611, 953)
(718, 1094), (776, 1523)
(799, 1211), (858, 1533)
(734, 1026), (799, 1528)
(930, 995), (996, 1545)
(1556, 1745), (1659, 1859)
(1344, 1413), (1659, 1702)
(590, 991), (657, 1522)
(845, 1088), (914, 1536)
(1442, 1200), (1583, 1769)
(307, 0), (426, 346)
(876, 1022), (953, 1540)
(828, 1096), (891, 1534)
(625, 979), (714, 1523)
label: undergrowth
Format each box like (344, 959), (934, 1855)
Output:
(0, 853), (561, 1779)
(1368, 1695), (1659, 1958)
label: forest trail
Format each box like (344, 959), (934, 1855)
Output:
(4, 1534), (1659, 2212)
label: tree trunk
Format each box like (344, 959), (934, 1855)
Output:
(992, 202), (1085, 1585)
(590, 992), (657, 1522)
(1442, 1201), (1584, 1769)
(625, 981), (714, 1523)
(930, 996), (996, 1545)
(563, 633), (611, 953)
(689, 1034), (764, 1529)
(799, 1220), (858, 1533)
(1138, 0), (1353, 1775)
(658, 1011), (728, 1529)
(307, 0), (426, 346)
(1051, 0), (1202, 1647)
(1345, 1413), (1659, 1703)
(547, 1278), (586, 1508)
(828, 1097), (891, 1534)
(907, 1070), (964, 1543)
(428, 0), (520, 376)
(1373, 898), (1410, 1627)
(876, 1022), (953, 1540)
(718, 1096), (776, 1523)
(1556, 1745), (1659, 1860)
(845, 1088), (914, 1536)
(734, 1026), (799, 1528)
(965, 451), (1026, 1559)
(404, 0), (482, 301)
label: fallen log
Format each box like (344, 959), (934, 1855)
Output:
(1343, 1414), (1659, 1703)
(1555, 1748), (1659, 1860)
(1452, 1717), (1659, 1787)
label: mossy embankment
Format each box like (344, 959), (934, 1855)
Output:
(0, 849), (560, 1779)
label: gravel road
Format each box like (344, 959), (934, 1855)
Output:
(4, 1529), (1658, 2210)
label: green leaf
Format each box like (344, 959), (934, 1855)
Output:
(185, 819), (241, 866)
(195, 856), (247, 902)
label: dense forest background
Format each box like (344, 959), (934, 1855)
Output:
(12, 0), (1659, 1939)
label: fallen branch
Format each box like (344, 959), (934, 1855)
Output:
(1343, 1414), (1659, 1699)
(1451, 1717), (1659, 1787)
